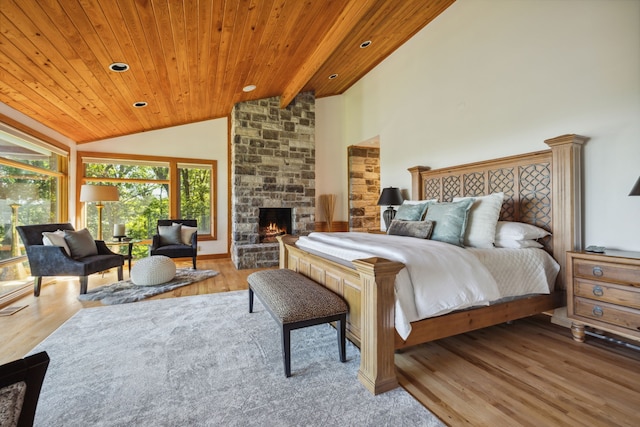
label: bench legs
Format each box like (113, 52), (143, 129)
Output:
(283, 325), (292, 377)
(249, 287), (347, 378)
(281, 315), (347, 377)
(337, 315), (346, 363)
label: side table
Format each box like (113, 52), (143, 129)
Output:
(566, 250), (640, 343)
(107, 240), (135, 272)
(107, 239), (152, 272)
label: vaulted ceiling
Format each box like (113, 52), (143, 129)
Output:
(0, 0), (454, 143)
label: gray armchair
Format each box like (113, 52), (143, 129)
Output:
(150, 219), (198, 269)
(16, 223), (124, 296)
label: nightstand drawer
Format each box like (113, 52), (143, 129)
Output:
(573, 259), (640, 286)
(574, 297), (640, 332)
(574, 278), (640, 310)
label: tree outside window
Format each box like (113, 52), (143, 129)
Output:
(80, 154), (216, 259)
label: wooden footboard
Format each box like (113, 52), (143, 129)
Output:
(277, 234), (403, 394)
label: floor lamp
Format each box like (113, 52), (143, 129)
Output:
(80, 184), (119, 240)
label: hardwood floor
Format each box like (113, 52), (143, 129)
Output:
(396, 316), (640, 426)
(2, 258), (639, 426)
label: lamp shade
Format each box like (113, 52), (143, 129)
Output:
(79, 185), (119, 202)
(377, 187), (403, 206)
(629, 176), (640, 196)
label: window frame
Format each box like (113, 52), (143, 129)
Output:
(77, 151), (217, 240)
(0, 117), (69, 305)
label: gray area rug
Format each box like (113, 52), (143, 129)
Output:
(77, 268), (219, 305)
(30, 291), (443, 426)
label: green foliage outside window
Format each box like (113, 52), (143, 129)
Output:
(84, 160), (213, 258)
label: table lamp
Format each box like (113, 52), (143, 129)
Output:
(80, 184), (119, 240)
(377, 187), (403, 229)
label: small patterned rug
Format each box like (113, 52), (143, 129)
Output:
(77, 268), (219, 305)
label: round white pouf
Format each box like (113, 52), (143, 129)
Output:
(130, 255), (176, 286)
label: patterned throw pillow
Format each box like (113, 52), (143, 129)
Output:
(387, 220), (434, 239)
(424, 199), (474, 247)
(394, 202), (430, 221)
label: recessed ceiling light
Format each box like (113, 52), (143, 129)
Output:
(360, 40), (372, 48)
(328, 74), (338, 80)
(133, 101), (147, 108)
(243, 84), (256, 92)
(109, 62), (130, 72)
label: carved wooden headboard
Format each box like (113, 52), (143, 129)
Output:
(409, 134), (588, 290)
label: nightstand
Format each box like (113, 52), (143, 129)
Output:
(566, 250), (640, 343)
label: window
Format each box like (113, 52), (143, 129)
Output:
(178, 163), (212, 235)
(0, 123), (68, 303)
(78, 153), (216, 249)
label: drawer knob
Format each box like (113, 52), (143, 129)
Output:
(592, 266), (604, 277)
(592, 306), (604, 317)
(592, 285), (604, 297)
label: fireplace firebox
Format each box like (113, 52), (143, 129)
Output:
(259, 208), (292, 243)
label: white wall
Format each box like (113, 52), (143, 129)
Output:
(316, 0), (640, 251)
(81, 118), (229, 255)
(315, 96), (348, 221)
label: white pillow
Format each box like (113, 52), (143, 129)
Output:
(494, 238), (544, 249)
(173, 222), (197, 245)
(495, 221), (550, 240)
(452, 193), (504, 248)
(42, 230), (71, 256)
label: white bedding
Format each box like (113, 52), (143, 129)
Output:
(295, 232), (559, 340)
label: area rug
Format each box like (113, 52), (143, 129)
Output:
(30, 291), (443, 426)
(77, 268), (219, 305)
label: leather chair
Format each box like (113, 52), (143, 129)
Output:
(0, 351), (50, 427)
(150, 219), (198, 269)
(16, 223), (124, 296)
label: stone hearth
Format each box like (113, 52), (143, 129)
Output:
(231, 92), (315, 269)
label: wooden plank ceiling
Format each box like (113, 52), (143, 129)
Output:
(0, 0), (454, 143)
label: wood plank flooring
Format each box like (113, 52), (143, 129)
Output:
(2, 258), (639, 426)
(396, 316), (640, 426)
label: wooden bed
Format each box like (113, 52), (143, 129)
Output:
(277, 133), (587, 394)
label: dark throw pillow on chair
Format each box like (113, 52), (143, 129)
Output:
(64, 228), (98, 259)
(158, 225), (183, 246)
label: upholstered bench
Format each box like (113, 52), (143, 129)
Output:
(247, 269), (349, 377)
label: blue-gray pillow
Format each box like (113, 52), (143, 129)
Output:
(158, 225), (183, 245)
(387, 220), (434, 239)
(394, 202), (430, 221)
(424, 199), (474, 247)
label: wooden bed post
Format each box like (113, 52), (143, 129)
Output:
(408, 166), (430, 200)
(352, 257), (404, 395)
(544, 134), (588, 290)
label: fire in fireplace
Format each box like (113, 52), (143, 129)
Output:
(258, 208), (292, 243)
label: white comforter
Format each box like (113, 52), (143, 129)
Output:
(295, 232), (558, 340)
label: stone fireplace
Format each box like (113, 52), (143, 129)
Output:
(231, 92), (316, 269)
